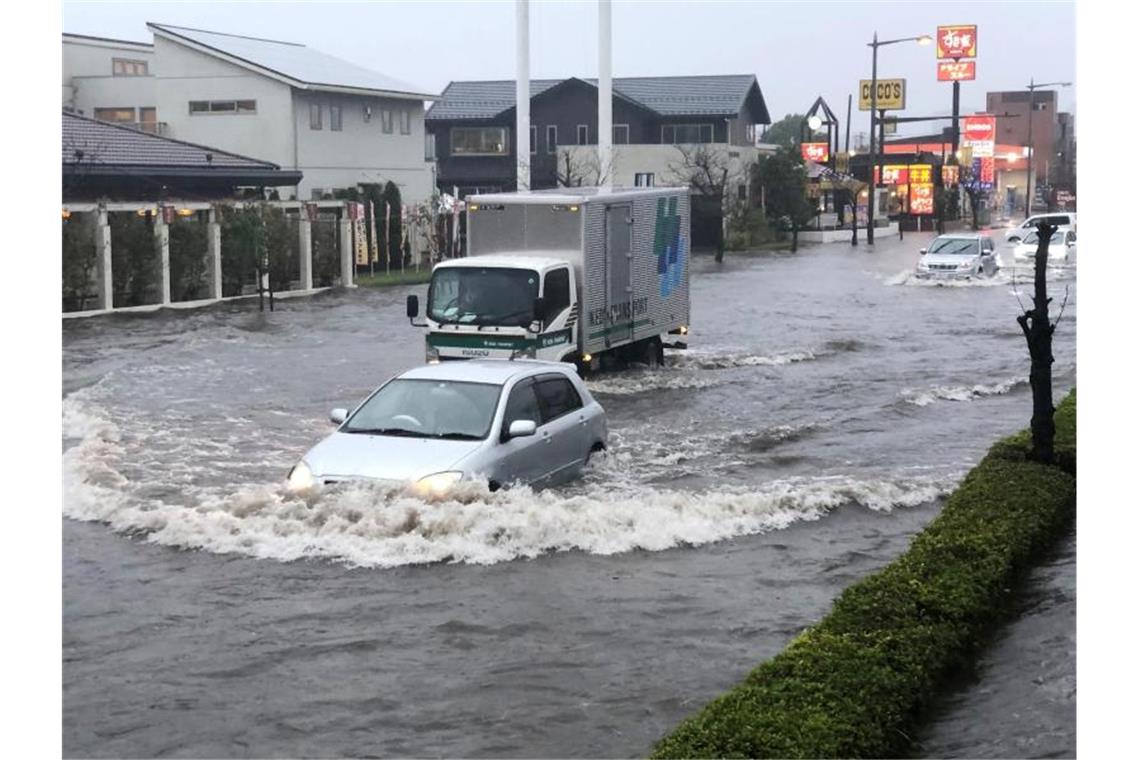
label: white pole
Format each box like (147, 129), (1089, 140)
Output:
(598, 0), (612, 189)
(516, 0), (530, 191)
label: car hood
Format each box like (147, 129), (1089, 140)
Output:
(302, 431), (486, 482)
(921, 253), (978, 267)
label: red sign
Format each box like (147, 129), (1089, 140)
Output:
(910, 184), (934, 215)
(979, 157), (995, 184)
(937, 60), (976, 81)
(937, 25), (977, 59)
(962, 115), (996, 157)
(801, 142), (829, 163)
(941, 165), (960, 186)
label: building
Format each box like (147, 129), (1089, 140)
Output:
(987, 89), (1076, 203)
(62, 110), (301, 201)
(425, 75), (771, 196)
(63, 25), (438, 202)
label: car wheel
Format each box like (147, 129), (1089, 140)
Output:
(1009, 236), (1021, 244)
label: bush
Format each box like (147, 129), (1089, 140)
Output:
(62, 215), (98, 312)
(651, 391), (1077, 759)
(725, 206), (775, 250)
(109, 212), (158, 307)
(168, 215), (209, 302)
(312, 217), (340, 287)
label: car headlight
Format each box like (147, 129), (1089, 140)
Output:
(287, 460), (315, 493)
(413, 471), (463, 497)
(425, 343), (440, 364)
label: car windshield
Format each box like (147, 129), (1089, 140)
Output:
(342, 379), (503, 440)
(428, 267), (539, 327)
(927, 238), (977, 256)
(1023, 231), (1064, 245)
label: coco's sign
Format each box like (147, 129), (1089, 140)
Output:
(859, 79), (906, 111)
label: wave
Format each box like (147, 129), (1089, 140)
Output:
(900, 377), (1027, 407)
(61, 389), (950, 569)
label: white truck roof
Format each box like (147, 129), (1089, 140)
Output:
(433, 254), (569, 271)
(469, 186), (688, 205)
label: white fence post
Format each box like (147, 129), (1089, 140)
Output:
(299, 213), (313, 291)
(94, 207), (113, 311)
(155, 211), (170, 305)
(207, 207), (222, 299)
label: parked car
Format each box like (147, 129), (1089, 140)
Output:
(1005, 213), (1077, 244)
(1012, 228), (1076, 266)
(915, 234), (1000, 280)
(287, 360), (608, 496)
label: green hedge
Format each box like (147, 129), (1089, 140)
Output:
(651, 389), (1076, 759)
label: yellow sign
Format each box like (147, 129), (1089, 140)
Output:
(859, 79), (906, 111)
(909, 164), (933, 184)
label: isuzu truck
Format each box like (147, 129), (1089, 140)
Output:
(406, 187), (690, 372)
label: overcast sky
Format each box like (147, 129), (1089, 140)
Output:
(62, 0), (1076, 140)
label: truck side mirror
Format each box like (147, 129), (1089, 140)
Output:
(532, 296), (546, 328)
(406, 294), (419, 319)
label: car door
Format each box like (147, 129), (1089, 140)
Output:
(533, 373), (589, 483)
(496, 378), (548, 487)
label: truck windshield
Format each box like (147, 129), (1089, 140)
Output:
(428, 267), (539, 327)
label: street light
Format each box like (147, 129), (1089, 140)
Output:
(807, 115), (823, 131)
(866, 32), (933, 245)
(1023, 77), (1071, 218)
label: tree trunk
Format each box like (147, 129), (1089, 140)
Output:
(1016, 222), (1056, 464)
(791, 222), (799, 253)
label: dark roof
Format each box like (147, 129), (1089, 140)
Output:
(427, 74), (768, 122)
(63, 111), (282, 169)
(148, 23), (435, 99)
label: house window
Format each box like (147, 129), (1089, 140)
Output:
(363, 105), (372, 123)
(547, 125), (558, 154)
(189, 100), (256, 115)
(635, 172), (655, 187)
(662, 124), (714, 144)
(577, 124), (589, 145)
(381, 109), (393, 133)
(330, 105), (343, 131)
(530, 125), (537, 154)
(451, 126), (509, 156)
(94, 107), (135, 123)
(310, 103), (322, 129)
(112, 58), (148, 76)
(613, 124), (629, 144)
(425, 132), (437, 161)
(399, 110), (411, 135)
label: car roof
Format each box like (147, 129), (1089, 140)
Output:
(935, 234), (986, 240)
(397, 359), (573, 385)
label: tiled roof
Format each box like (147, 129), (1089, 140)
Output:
(427, 74), (764, 120)
(62, 111), (281, 169)
(148, 23), (435, 98)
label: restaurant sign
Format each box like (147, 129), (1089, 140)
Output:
(936, 25), (978, 59)
(937, 60), (976, 81)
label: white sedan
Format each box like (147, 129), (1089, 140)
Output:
(1005, 213), (1077, 244)
(287, 360), (608, 496)
(1012, 228), (1076, 266)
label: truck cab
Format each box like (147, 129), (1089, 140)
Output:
(419, 254), (579, 363)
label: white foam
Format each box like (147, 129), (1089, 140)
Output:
(901, 377), (1026, 407)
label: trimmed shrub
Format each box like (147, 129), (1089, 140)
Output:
(312, 217), (340, 287)
(109, 212), (158, 307)
(62, 215), (98, 312)
(168, 215), (209, 302)
(651, 391), (1076, 759)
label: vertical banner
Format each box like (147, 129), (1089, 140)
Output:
(368, 201), (379, 269)
(384, 201), (391, 275)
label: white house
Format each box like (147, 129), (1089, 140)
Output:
(63, 24), (438, 203)
(63, 33), (158, 132)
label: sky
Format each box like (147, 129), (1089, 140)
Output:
(62, 0), (1076, 141)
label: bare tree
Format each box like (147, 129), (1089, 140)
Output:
(1016, 221), (1063, 464)
(555, 147), (606, 188)
(666, 144), (750, 262)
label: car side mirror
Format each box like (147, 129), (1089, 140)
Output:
(406, 295), (419, 319)
(919, 248), (927, 255)
(330, 408), (348, 425)
(507, 419), (537, 439)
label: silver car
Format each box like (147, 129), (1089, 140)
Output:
(915, 234), (999, 280)
(287, 360), (608, 496)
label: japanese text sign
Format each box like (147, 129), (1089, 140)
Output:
(801, 142), (829, 163)
(937, 25), (977, 59)
(937, 61), (976, 81)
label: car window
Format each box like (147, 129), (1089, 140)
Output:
(534, 375), (583, 423)
(501, 379), (542, 438)
(983, 238), (994, 252)
(1067, 230), (1076, 243)
(543, 268), (571, 323)
(1045, 215), (1071, 226)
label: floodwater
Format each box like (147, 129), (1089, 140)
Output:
(63, 233), (1076, 758)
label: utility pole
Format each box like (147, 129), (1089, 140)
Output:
(1023, 78), (1071, 218)
(516, 0), (530, 191)
(598, 0), (613, 189)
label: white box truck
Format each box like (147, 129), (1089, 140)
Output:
(406, 187), (691, 371)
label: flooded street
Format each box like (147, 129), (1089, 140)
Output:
(62, 233), (1076, 757)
